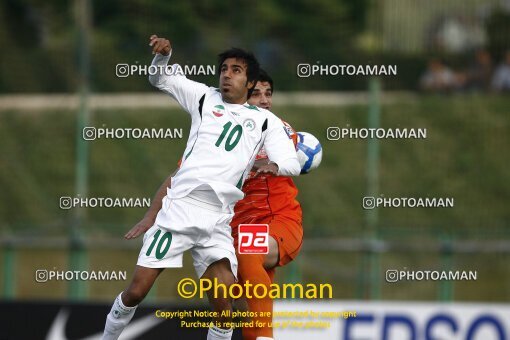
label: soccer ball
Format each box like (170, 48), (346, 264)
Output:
(296, 132), (322, 174)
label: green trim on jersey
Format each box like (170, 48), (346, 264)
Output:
(184, 147), (193, 160)
(244, 104), (259, 111)
(184, 94), (206, 160)
(236, 175), (243, 189)
(184, 121), (202, 160)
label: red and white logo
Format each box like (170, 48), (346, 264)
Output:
(238, 224), (269, 254)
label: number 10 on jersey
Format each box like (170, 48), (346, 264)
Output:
(215, 121), (243, 151)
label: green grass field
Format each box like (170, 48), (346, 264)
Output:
(0, 95), (509, 301)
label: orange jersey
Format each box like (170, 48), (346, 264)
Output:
(231, 121), (302, 226)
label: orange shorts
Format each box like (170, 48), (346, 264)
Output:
(232, 215), (303, 267)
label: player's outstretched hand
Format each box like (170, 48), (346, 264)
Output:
(255, 162), (279, 177)
(125, 216), (154, 239)
(149, 35), (171, 56)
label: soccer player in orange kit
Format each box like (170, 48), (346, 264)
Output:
(231, 69), (303, 340)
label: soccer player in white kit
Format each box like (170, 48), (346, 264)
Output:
(101, 35), (300, 340)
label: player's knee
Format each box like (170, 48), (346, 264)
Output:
(204, 258), (236, 286)
(218, 272), (236, 287)
(263, 237), (279, 269)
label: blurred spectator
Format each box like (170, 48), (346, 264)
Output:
(420, 59), (460, 93)
(491, 50), (510, 92)
(437, 16), (469, 53)
(429, 15), (486, 53)
(464, 49), (493, 91)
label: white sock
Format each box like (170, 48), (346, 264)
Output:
(102, 292), (138, 340)
(256, 337), (274, 340)
(207, 325), (233, 340)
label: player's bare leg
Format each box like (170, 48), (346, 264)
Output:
(238, 236), (279, 340)
(122, 265), (163, 305)
(102, 266), (163, 340)
(202, 258), (237, 340)
(263, 236), (279, 270)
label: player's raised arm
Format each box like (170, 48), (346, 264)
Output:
(149, 34), (171, 55)
(261, 112), (301, 177)
(147, 35), (209, 116)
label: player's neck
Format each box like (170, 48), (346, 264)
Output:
(224, 99), (246, 105)
(222, 95), (247, 105)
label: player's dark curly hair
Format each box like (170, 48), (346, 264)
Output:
(258, 69), (274, 93)
(218, 48), (260, 98)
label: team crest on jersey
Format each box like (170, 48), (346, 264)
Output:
(212, 105), (225, 117)
(243, 119), (256, 131)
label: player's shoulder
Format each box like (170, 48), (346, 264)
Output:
(206, 87), (223, 97)
(257, 110), (296, 141)
(234, 103), (270, 119)
(202, 88), (227, 104)
(281, 120), (294, 130)
(249, 106), (281, 122)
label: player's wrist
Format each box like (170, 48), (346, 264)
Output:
(268, 161), (279, 173)
(142, 213), (157, 223)
(160, 48), (172, 57)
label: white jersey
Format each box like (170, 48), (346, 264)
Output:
(149, 53), (300, 210)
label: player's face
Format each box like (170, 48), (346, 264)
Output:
(248, 81), (272, 110)
(219, 58), (254, 104)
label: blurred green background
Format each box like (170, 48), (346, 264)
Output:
(2, 0), (510, 92)
(0, 0), (509, 303)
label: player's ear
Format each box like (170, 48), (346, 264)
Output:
(246, 80), (255, 90)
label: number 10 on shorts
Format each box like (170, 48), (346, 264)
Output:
(238, 224), (269, 254)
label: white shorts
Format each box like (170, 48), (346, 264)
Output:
(137, 195), (237, 279)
